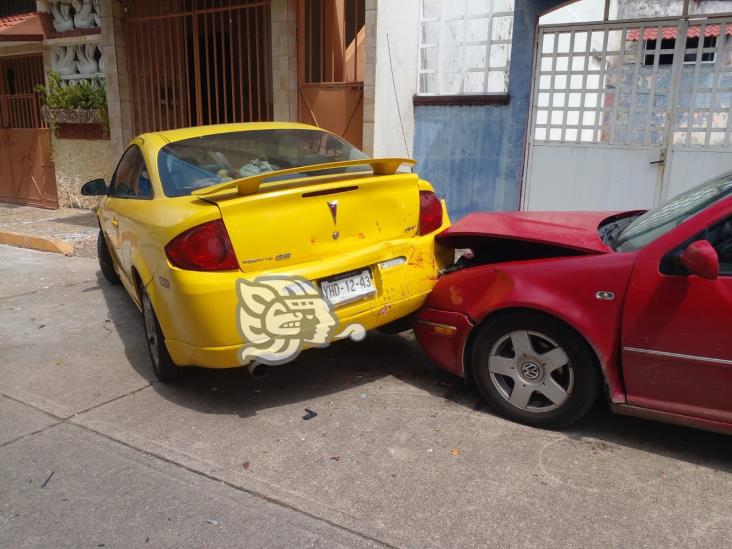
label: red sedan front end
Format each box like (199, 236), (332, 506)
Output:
(413, 176), (732, 434)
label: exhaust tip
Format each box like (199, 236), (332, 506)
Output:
(248, 362), (271, 379)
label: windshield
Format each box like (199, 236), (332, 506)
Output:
(158, 129), (369, 197)
(615, 171), (732, 251)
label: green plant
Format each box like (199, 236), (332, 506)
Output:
(36, 70), (109, 139)
(35, 70), (107, 111)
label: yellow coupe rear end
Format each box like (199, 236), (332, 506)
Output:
(89, 123), (450, 380)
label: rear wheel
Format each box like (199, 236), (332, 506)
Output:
(141, 286), (180, 382)
(97, 231), (120, 284)
(471, 312), (599, 429)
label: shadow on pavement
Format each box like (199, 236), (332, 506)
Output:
(97, 271), (456, 415)
(48, 212), (98, 228)
(98, 270), (732, 472)
(565, 402), (732, 472)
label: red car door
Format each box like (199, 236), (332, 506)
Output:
(621, 211), (732, 424)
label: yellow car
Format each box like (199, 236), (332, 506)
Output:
(82, 122), (450, 381)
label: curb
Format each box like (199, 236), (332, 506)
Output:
(0, 230), (74, 255)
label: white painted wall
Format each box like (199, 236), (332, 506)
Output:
(539, 0), (606, 24)
(543, 0), (732, 23)
(372, 0), (420, 158)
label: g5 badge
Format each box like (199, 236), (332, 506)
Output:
(236, 276), (366, 366)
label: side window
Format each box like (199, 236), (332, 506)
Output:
(138, 163), (152, 198)
(706, 218), (732, 276)
(109, 145), (153, 199)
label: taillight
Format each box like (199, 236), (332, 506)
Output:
(418, 190), (443, 235)
(165, 219), (239, 271)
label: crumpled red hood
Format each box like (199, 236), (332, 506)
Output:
(438, 211), (627, 254)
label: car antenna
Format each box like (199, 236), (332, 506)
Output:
(387, 32), (412, 171)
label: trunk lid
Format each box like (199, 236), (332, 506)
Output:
(201, 173), (420, 271)
(438, 211), (621, 254)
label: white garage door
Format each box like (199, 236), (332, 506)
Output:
(523, 15), (732, 211)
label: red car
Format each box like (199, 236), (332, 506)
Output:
(414, 172), (732, 434)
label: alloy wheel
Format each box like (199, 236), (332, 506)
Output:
(487, 330), (574, 413)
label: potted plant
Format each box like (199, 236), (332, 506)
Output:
(36, 71), (109, 139)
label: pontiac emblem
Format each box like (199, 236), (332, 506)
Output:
(327, 200), (338, 224)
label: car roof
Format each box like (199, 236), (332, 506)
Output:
(143, 122), (326, 144)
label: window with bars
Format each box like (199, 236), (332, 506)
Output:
(0, 0), (35, 19)
(643, 36), (717, 66)
(533, 22), (732, 148)
(417, 0), (514, 96)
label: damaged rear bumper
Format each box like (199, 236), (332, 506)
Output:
(166, 291), (433, 368)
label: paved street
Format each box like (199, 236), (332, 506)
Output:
(0, 244), (730, 548)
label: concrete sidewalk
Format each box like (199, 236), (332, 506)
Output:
(0, 203), (98, 258)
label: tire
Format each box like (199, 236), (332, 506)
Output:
(141, 286), (180, 382)
(471, 311), (600, 429)
(97, 230), (120, 285)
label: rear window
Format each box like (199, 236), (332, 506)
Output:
(157, 129), (369, 197)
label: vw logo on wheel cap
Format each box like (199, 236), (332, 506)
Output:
(520, 362), (541, 380)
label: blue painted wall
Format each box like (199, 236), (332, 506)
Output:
(413, 0), (567, 220)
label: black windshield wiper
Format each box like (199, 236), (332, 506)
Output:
(608, 216), (638, 248)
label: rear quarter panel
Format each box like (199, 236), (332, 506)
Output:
(106, 135), (224, 318)
(426, 252), (638, 402)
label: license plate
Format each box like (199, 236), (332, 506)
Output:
(321, 269), (375, 307)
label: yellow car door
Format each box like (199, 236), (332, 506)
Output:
(103, 144), (150, 294)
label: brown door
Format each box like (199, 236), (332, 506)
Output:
(297, 0), (365, 149)
(0, 54), (58, 209)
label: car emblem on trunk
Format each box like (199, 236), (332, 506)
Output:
(327, 200), (338, 224)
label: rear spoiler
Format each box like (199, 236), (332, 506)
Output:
(192, 157), (416, 197)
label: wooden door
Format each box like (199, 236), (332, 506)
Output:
(297, 0), (365, 149)
(0, 54), (58, 209)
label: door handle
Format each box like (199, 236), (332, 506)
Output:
(649, 159), (664, 165)
(111, 218), (119, 227)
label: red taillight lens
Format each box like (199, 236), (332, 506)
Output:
(165, 219), (239, 271)
(418, 190), (443, 235)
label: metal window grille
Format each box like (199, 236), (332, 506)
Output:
(0, 0), (36, 19)
(125, 0), (272, 135)
(417, 0), (514, 95)
(0, 55), (45, 129)
(532, 17), (732, 148)
(673, 23), (732, 147)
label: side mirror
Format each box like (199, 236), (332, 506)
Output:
(679, 240), (719, 280)
(81, 178), (108, 196)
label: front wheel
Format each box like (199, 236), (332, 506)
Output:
(97, 231), (120, 285)
(471, 312), (600, 429)
(141, 287), (180, 382)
